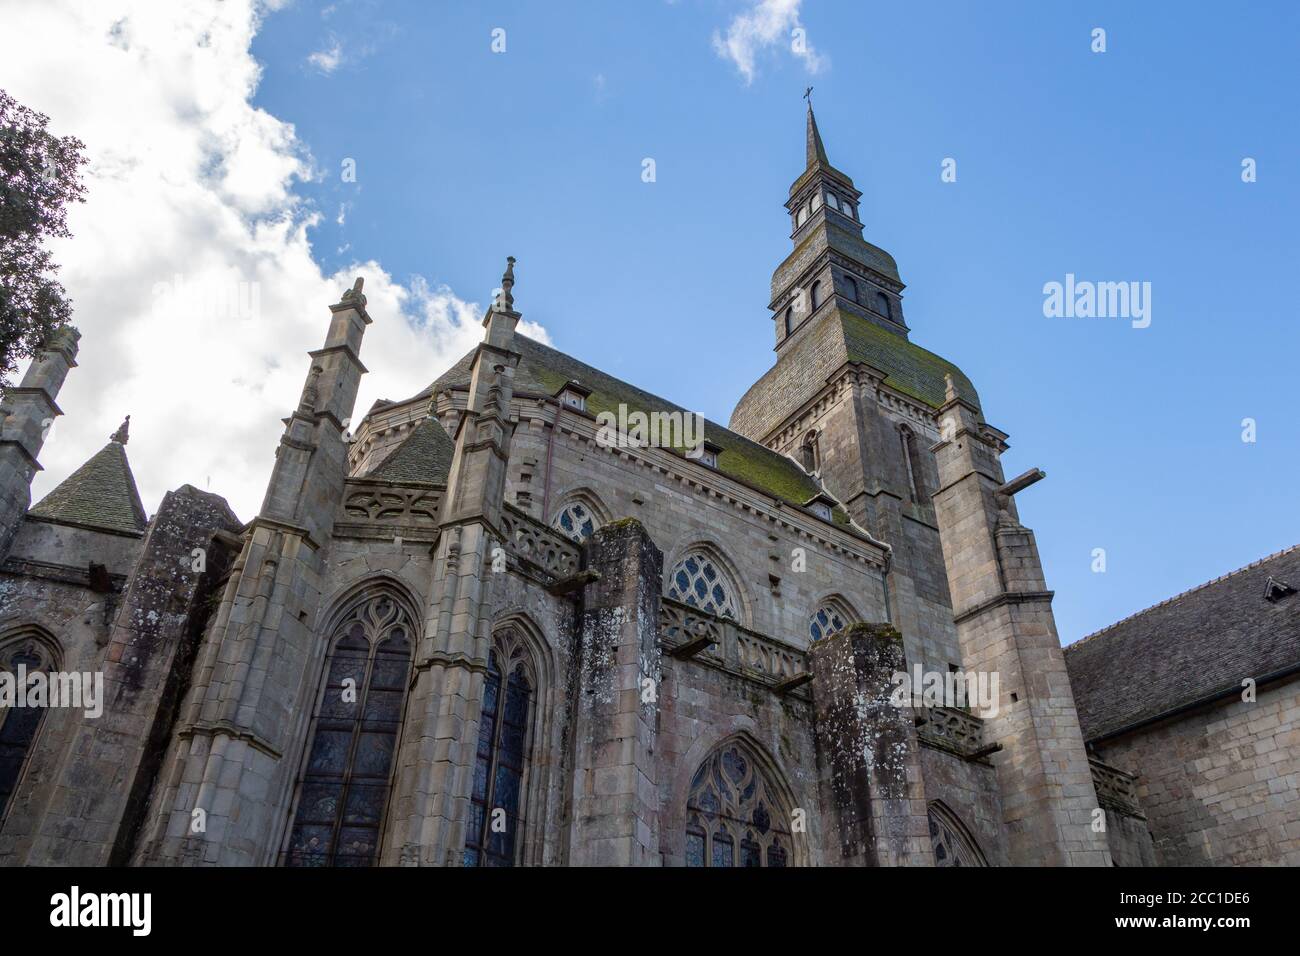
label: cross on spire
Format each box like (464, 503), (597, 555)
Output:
(803, 86), (813, 107)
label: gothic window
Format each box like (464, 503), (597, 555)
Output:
(928, 802), (988, 867)
(685, 741), (794, 867)
(800, 430), (818, 473)
(809, 604), (848, 643)
(554, 501), (597, 543)
(285, 594), (414, 867)
(464, 631), (534, 867)
(876, 290), (892, 320)
(810, 280), (823, 311)
(667, 552), (738, 619)
(0, 635), (56, 820)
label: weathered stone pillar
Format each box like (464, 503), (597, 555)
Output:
(931, 376), (1110, 866)
(18, 485), (240, 865)
(0, 326), (79, 559)
(567, 518), (662, 866)
(809, 622), (933, 866)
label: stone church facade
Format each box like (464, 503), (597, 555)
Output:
(0, 109), (1291, 867)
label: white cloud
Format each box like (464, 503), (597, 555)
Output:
(307, 35), (343, 74)
(711, 0), (826, 85)
(0, 0), (546, 521)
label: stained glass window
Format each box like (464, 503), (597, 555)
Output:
(809, 605), (848, 643)
(684, 741), (794, 867)
(667, 553), (738, 620)
(0, 636), (55, 820)
(285, 594), (413, 867)
(928, 803), (987, 867)
(464, 631), (534, 867)
(554, 501), (597, 543)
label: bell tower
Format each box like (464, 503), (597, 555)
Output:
(771, 96), (909, 352)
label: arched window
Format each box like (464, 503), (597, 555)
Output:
(685, 740), (794, 867)
(783, 307), (793, 337)
(826, 192), (839, 211)
(553, 501), (597, 543)
(799, 430), (818, 473)
(810, 280), (823, 311)
(844, 275), (859, 304)
(928, 802), (988, 867)
(900, 425), (926, 502)
(285, 592), (414, 867)
(0, 633), (57, 820)
(667, 551), (738, 619)
(795, 204), (807, 227)
(810, 191), (823, 212)
(464, 630), (534, 867)
(809, 604), (848, 642)
(876, 291), (891, 320)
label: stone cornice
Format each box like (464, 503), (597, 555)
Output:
(952, 589), (1055, 626)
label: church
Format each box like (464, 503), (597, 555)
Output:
(0, 107), (1295, 867)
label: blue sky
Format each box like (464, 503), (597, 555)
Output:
(243, 0), (1300, 645)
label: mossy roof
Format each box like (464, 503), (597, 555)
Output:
(426, 335), (836, 515)
(28, 440), (148, 535)
(370, 417), (455, 485)
(729, 308), (980, 441)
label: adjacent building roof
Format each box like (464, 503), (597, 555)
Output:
(1063, 544), (1300, 741)
(369, 416), (456, 485)
(424, 334), (844, 522)
(28, 439), (148, 535)
(729, 307), (981, 441)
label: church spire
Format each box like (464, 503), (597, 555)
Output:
(805, 88), (828, 169)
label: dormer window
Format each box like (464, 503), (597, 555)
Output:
(554, 380), (592, 413)
(693, 439), (723, 469)
(804, 492), (836, 522)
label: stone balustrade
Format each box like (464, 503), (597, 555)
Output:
(500, 504), (580, 580)
(1089, 756), (1145, 819)
(336, 479), (442, 541)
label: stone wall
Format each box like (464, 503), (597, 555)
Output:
(1092, 674), (1300, 866)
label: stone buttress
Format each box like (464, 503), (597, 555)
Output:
(130, 279), (372, 865)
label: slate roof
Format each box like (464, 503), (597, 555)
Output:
(1063, 545), (1300, 742)
(370, 416), (455, 485)
(28, 440), (148, 535)
(424, 334), (847, 523)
